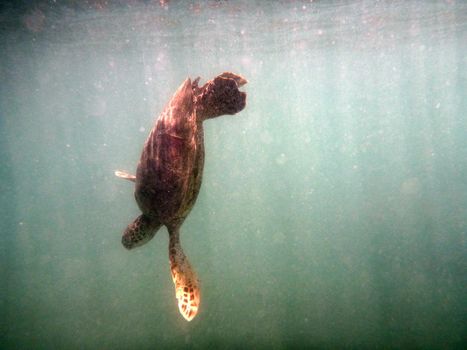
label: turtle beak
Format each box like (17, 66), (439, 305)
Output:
(234, 75), (248, 87)
(219, 72), (248, 87)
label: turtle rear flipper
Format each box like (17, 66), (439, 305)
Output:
(122, 214), (161, 249)
(168, 225), (200, 321)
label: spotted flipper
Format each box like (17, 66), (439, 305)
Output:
(168, 226), (200, 321)
(115, 170), (136, 183)
(122, 214), (161, 249)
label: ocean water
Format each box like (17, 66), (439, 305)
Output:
(1, 1), (466, 348)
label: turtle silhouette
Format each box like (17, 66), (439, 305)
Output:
(115, 72), (247, 321)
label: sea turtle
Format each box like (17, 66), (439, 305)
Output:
(115, 72), (247, 321)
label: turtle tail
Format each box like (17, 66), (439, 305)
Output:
(168, 225), (200, 321)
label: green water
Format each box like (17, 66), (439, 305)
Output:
(1, 1), (466, 349)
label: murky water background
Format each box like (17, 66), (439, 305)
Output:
(1, 1), (466, 348)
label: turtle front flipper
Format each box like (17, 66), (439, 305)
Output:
(168, 225), (200, 321)
(115, 170), (136, 183)
(122, 214), (161, 249)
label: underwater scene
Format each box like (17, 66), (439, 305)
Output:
(1, 1), (466, 349)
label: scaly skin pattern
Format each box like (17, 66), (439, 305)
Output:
(168, 226), (200, 321)
(117, 72), (247, 321)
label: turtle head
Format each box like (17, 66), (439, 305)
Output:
(196, 72), (247, 121)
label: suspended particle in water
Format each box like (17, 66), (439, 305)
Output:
(88, 98), (107, 117)
(400, 177), (421, 195)
(23, 9), (45, 33)
(260, 131), (273, 144)
(276, 153), (287, 165)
